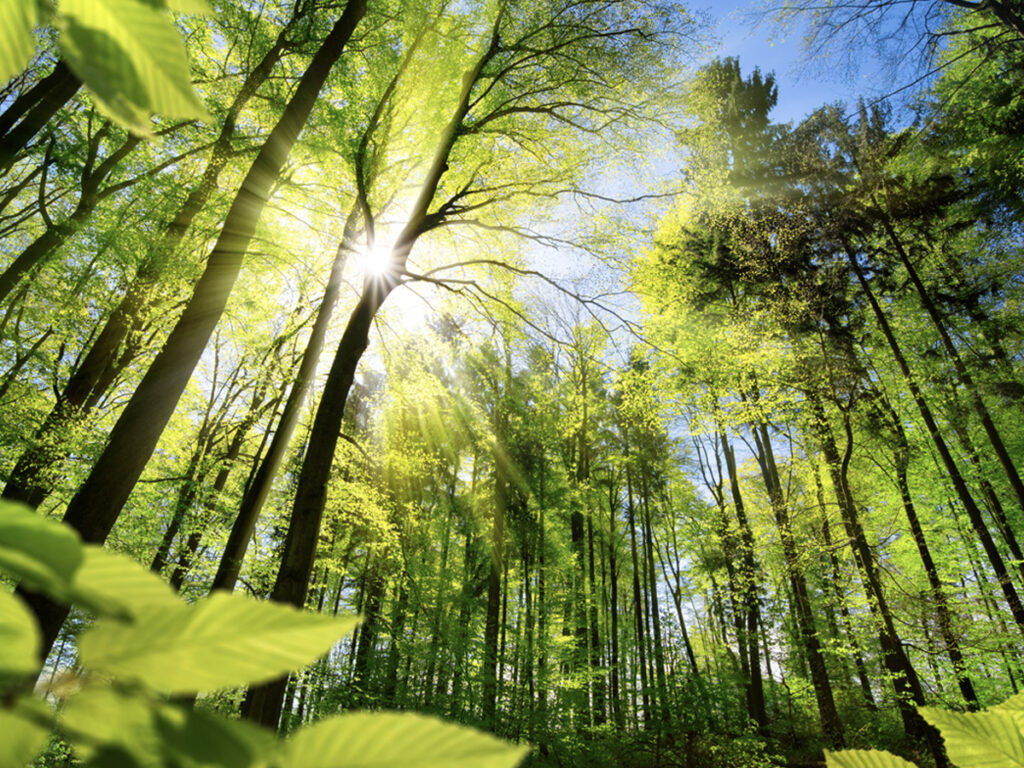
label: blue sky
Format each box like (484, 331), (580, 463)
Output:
(701, 0), (913, 124)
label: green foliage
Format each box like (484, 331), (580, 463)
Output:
(0, 590), (39, 683)
(0, 498), (82, 601)
(0, 500), (528, 768)
(78, 594), (360, 694)
(281, 711), (529, 768)
(825, 750), (918, 768)
(826, 693), (1024, 768)
(0, 0), (39, 87)
(0, 0), (209, 133)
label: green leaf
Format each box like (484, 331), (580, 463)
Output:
(69, 545), (180, 620)
(165, 0), (211, 13)
(0, 0), (38, 84)
(86, 745), (147, 768)
(155, 705), (274, 768)
(0, 500), (83, 601)
(920, 705), (1024, 768)
(281, 712), (530, 768)
(994, 692), (1024, 711)
(0, 589), (40, 680)
(824, 749), (919, 768)
(131, 0), (211, 12)
(62, 686), (162, 767)
(57, 0), (209, 134)
(993, 693), (1024, 731)
(0, 696), (52, 768)
(79, 592), (358, 693)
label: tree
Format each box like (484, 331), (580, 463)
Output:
(21, 0), (369, 656)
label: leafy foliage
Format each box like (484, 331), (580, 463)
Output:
(0, 500), (527, 768)
(1, 0), (209, 132)
(826, 693), (1024, 767)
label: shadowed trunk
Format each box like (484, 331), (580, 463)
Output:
(19, 0), (368, 660)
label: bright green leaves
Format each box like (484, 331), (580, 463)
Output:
(63, 687), (167, 768)
(80, 594), (359, 694)
(0, 590), (39, 682)
(0, 500), (82, 601)
(60, 705), (530, 768)
(62, 689), (275, 768)
(56, 0), (210, 132)
(0, 502), (527, 768)
(70, 546), (180, 619)
(156, 707), (274, 768)
(994, 691), (1024, 726)
(0, 500), (175, 616)
(281, 712), (530, 768)
(0, 697), (51, 768)
(0, 0), (39, 84)
(0, 501), (359, 698)
(824, 750), (918, 768)
(1, 0), (209, 135)
(921, 706), (1024, 768)
(826, 696), (1024, 768)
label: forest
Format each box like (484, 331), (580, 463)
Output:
(1, 0), (1024, 766)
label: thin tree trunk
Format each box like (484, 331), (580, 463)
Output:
(382, 578), (408, 706)
(351, 556), (386, 701)
(809, 396), (944, 766)
(209, 13), (425, 591)
(849, 249), (1024, 634)
(170, 389), (268, 591)
(750, 420), (844, 748)
(640, 480), (669, 728)
(587, 513), (606, 726)
(240, 20), (501, 727)
(881, 217), (1024, 522)
(721, 430), (766, 730)
(482, 442), (506, 731)
(607, 477), (625, 728)
(874, 390), (979, 708)
(211, 230), (352, 592)
(626, 466), (651, 726)
(0, 130), (144, 302)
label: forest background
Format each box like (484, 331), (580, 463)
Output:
(1, 0), (1024, 766)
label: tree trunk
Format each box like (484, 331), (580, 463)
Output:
(20, 0), (367, 660)
(626, 466), (652, 726)
(874, 390), (978, 708)
(849, 249), (1024, 634)
(640, 479), (669, 727)
(382, 578), (408, 706)
(482, 442), (506, 731)
(882, 218), (1024, 527)
(0, 131), (143, 303)
(809, 396), (944, 766)
(721, 430), (766, 731)
(750, 420), (844, 748)
(0, 61), (81, 172)
(211, 230), (352, 592)
(607, 476), (625, 728)
(170, 390), (267, 591)
(240, 20), (500, 727)
(1, 21), (292, 509)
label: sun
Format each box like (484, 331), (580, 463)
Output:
(361, 241), (393, 277)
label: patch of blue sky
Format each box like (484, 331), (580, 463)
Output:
(702, 0), (928, 124)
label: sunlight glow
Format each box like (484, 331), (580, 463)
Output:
(362, 241), (393, 277)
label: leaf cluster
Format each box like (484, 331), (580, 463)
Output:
(0, 500), (528, 768)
